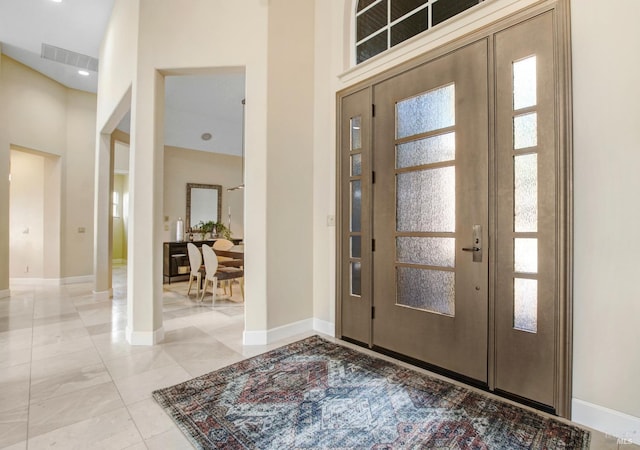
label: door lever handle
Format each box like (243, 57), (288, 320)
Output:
(463, 225), (482, 262)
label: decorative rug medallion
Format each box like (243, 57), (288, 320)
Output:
(153, 335), (590, 449)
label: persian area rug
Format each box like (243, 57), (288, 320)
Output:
(153, 335), (590, 449)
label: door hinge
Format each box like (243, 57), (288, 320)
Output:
(372, 171), (376, 184)
(372, 104), (376, 117)
(371, 306), (375, 319)
(372, 239), (376, 251)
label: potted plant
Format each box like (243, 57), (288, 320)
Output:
(197, 220), (231, 240)
(214, 221), (232, 240)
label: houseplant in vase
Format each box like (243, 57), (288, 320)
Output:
(197, 220), (215, 239)
(214, 221), (232, 240)
(197, 220), (231, 240)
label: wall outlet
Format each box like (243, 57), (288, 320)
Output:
(164, 224), (169, 231)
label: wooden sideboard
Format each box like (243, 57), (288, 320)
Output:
(163, 239), (243, 284)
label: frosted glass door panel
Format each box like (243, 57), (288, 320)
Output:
(397, 267), (455, 316)
(514, 238), (538, 273)
(351, 154), (362, 176)
(351, 116), (362, 150)
(351, 262), (362, 297)
(396, 167), (455, 232)
(514, 154), (538, 232)
(514, 278), (537, 333)
(513, 56), (537, 110)
(514, 113), (538, 150)
(351, 180), (362, 232)
(397, 237), (455, 268)
(351, 236), (362, 258)
(396, 132), (456, 168)
(396, 84), (455, 138)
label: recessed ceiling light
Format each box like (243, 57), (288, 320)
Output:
(201, 133), (212, 141)
(51, 0), (62, 3)
(78, 70), (90, 76)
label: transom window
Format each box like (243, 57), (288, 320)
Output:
(356, 0), (481, 64)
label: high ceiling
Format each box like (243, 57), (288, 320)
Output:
(0, 0), (245, 156)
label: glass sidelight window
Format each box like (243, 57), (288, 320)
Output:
(350, 116), (364, 297)
(512, 56), (539, 333)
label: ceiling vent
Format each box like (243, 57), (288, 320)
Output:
(41, 43), (99, 72)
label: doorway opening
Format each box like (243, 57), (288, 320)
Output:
(9, 147), (61, 284)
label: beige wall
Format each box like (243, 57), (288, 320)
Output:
(0, 48), (9, 295)
(266, 0), (315, 329)
(163, 146), (244, 242)
(96, 0), (139, 133)
(572, 0), (640, 421)
(0, 56), (96, 283)
(9, 150), (45, 278)
(64, 90), (97, 278)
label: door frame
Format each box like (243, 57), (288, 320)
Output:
(336, 0), (573, 417)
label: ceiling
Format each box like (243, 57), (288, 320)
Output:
(0, 0), (245, 156)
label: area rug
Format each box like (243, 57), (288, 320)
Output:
(153, 335), (589, 449)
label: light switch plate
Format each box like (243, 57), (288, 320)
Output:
(326, 215), (335, 227)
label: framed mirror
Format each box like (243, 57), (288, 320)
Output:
(186, 183), (222, 231)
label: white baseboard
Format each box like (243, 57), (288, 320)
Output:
(92, 288), (113, 300)
(313, 318), (335, 337)
(112, 259), (126, 265)
(62, 275), (95, 285)
(243, 318), (336, 346)
(243, 330), (268, 346)
(572, 398), (640, 445)
(0, 289), (9, 299)
(9, 275), (94, 286)
(10, 277), (60, 286)
(126, 326), (165, 346)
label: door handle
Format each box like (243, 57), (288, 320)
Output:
(462, 225), (482, 262)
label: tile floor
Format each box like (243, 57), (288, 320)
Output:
(0, 265), (635, 449)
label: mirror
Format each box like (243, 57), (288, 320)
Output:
(186, 183), (222, 231)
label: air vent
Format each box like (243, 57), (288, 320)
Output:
(41, 43), (99, 72)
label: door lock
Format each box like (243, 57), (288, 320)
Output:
(462, 225), (482, 262)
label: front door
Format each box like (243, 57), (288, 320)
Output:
(338, 3), (571, 416)
(372, 40), (489, 383)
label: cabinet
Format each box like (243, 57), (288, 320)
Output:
(163, 239), (243, 283)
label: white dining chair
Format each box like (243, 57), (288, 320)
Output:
(186, 243), (203, 297)
(201, 245), (244, 303)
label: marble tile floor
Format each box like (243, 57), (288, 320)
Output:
(0, 267), (312, 449)
(0, 266), (636, 449)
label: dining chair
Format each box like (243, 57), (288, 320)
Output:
(186, 243), (203, 297)
(212, 239), (234, 251)
(201, 244), (244, 302)
(213, 238), (241, 294)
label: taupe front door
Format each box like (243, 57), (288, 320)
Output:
(372, 40), (489, 383)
